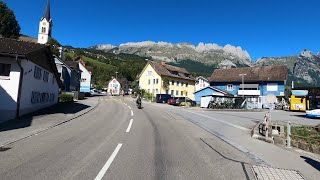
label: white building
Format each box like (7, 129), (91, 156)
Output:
(76, 58), (92, 93)
(195, 76), (210, 91)
(38, 0), (52, 44)
(108, 78), (121, 95)
(0, 38), (61, 122)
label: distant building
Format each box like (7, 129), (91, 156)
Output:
(195, 76), (210, 92)
(38, 0), (52, 44)
(54, 56), (81, 92)
(209, 65), (288, 108)
(108, 78), (121, 95)
(0, 38), (61, 122)
(138, 61), (195, 100)
(75, 57), (92, 93)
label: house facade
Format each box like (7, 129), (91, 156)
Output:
(77, 59), (92, 93)
(138, 61), (195, 100)
(0, 38), (61, 122)
(194, 86), (233, 104)
(195, 76), (210, 92)
(55, 57), (81, 92)
(209, 65), (288, 108)
(108, 78), (121, 95)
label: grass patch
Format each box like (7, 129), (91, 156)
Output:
(290, 125), (320, 145)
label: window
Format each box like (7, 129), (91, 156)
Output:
(156, 89), (158, 94)
(226, 84), (234, 91)
(156, 79), (159, 84)
(0, 63), (11, 77)
(34, 66), (42, 79)
(43, 71), (49, 82)
(171, 90), (174, 95)
(267, 83), (278, 91)
(147, 71), (152, 76)
(148, 89), (150, 93)
(81, 78), (86, 82)
(181, 82), (184, 86)
(186, 83), (188, 87)
(181, 91), (183, 96)
(42, 27), (46, 33)
(166, 90), (169, 94)
(176, 90), (179, 96)
(171, 80), (174, 85)
(177, 81), (180, 86)
(148, 79), (151, 85)
(186, 91), (188, 96)
(153, 79), (155, 84)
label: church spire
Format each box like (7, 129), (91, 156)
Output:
(43, 0), (51, 21)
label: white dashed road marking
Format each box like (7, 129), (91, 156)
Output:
(131, 110), (133, 116)
(94, 144), (123, 180)
(126, 119), (133, 133)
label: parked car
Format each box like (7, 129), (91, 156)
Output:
(168, 97), (179, 105)
(306, 109), (320, 118)
(173, 97), (196, 106)
(156, 94), (173, 103)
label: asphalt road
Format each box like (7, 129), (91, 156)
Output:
(0, 96), (256, 180)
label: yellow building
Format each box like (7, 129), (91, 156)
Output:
(138, 61), (196, 100)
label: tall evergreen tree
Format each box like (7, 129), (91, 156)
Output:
(0, 1), (21, 38)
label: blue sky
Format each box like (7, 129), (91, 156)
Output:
(3, 0), (320, 60)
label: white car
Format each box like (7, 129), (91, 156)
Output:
(306, 109), (320, 118)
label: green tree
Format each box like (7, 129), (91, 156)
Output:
(0, 1), (21, 38)
(162, 77), (170, 92)
(47, 37), (61, 57)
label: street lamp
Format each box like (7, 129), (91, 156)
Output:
(239, 73), (247, 98)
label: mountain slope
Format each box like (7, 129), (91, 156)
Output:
(90, 41), (252, 66)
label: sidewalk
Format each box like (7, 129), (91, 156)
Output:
(0, 97), (99, 146)
(150, 103), (320, 180)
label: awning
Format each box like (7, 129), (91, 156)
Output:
(239, 84), (259, 89)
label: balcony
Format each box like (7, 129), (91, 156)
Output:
(238, 90), (260, 96)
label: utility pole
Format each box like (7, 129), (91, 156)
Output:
(239, 74), (247, 99)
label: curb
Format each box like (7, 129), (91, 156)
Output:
(0, 98), (100, 148)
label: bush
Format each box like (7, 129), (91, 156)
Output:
(60, 93), (74, 102)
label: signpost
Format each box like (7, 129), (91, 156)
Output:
(265, 94), (277, 137)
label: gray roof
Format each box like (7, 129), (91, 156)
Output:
(43, 0), (51, 21)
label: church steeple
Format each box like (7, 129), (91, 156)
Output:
(38, 0), (52, 44)
(43, 0), (51, 22)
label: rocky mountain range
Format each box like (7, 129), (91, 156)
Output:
(90, 42), (320, 86)
(255, 50), (320, 86)
(91, 41), (252, 67)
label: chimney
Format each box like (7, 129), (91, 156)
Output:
(161, 60), (166, 66)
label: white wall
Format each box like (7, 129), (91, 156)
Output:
(79, 63), (92, 93)
(37, 19), (51, 44)
(195, 78), (210, 91)
(0, 57), (21, 122)
(19, 60), (59, 116)
(108, 79), (121, 95)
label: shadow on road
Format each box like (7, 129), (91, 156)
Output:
(0, 102), (90, 132)
(301, 156), (320, 171)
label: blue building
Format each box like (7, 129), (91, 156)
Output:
(209, 66), (288, 108)
(194, 86), (233, 105)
